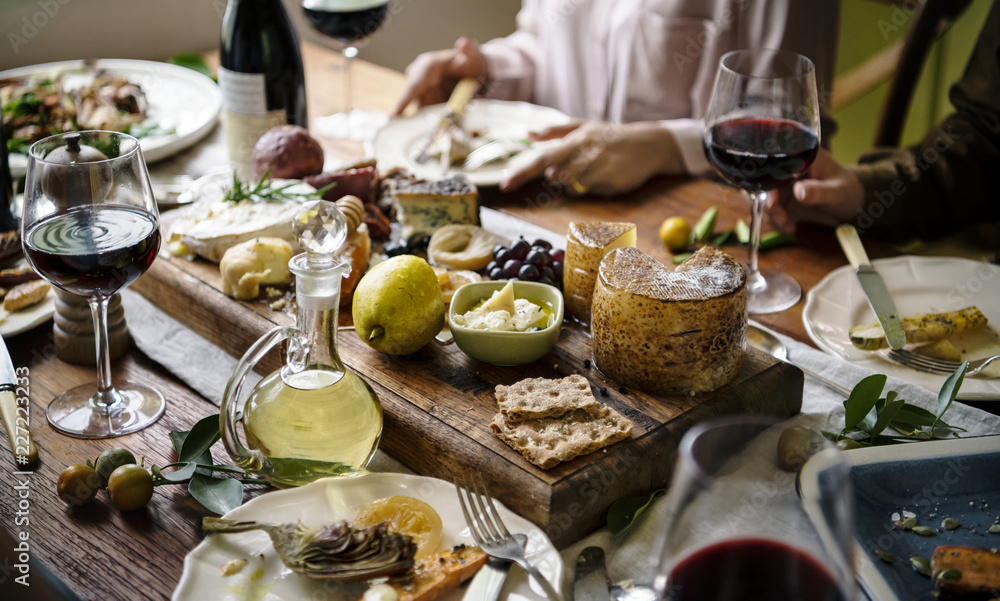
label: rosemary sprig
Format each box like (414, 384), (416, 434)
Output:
(224, 170), (334, 203)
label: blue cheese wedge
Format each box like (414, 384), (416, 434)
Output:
(392, 175), (478, 239)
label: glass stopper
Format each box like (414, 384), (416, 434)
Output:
(293, 200), (347, 265)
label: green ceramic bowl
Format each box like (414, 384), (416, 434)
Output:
(448, 281), (564, 366)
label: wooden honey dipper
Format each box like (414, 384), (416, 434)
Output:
(335, 195), (365, 233)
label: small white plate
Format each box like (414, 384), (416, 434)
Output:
(0, 287), (54, 338)
(369, 100), (571, 186)
(803, 255), (1000, 400)
(2, 58), (221, 176)
(172, 472), (564, 601)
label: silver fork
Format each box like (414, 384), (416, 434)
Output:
(461, 138), (529, 171)
(887, 348), (1000, 377)
(454, 474), (564, 601)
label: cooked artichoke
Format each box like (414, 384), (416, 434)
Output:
(202, 517), (416, 581)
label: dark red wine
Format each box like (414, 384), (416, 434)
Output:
(666, 538), (846, 601)
(303, 0), (389, 45)
(24, 206), (160, 298)
(705, 118), (819, 191)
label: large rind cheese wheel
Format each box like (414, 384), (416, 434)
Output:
(563, 221), (637, 323)
(591, 246), (747, 394)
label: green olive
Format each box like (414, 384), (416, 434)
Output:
(777, 425), (826, 471)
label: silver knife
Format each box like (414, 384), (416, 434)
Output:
(835, 224), (906, 350)
(415, 77), (479, 164)
(462, 533), (525, 601)
(574, 547), (612, 601)
(0, 336), (38, 466)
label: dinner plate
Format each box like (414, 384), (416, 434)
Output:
(800, 435), (1000, 601)
(803, 255), (1000, 400)
(1, 58), (221, 177)
(368, 99), (571, 186)
(171, 472), (564, 601)
(0, 259), (54, 338)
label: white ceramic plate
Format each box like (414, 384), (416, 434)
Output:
(368, 100), (571, 186)
(0, 287), (54, 338)
(172, 473), (564, 601)
(2, 59), (221, 176)
(803, 255), (1000, 400)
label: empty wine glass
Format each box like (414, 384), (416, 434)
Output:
(302, 0), (390, 140)
(704, 49), (820, 314)
(651, 416), (855, 601)
(22, 131), (164, 438)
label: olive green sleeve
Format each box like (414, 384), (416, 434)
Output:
(848, 0), (1000, 245)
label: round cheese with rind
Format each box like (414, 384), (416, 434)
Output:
(591, 246), (747, 394)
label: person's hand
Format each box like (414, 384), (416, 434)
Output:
(767, 147), (866, 233)
(500, 121), (683, 196)
(393, 37), (488, 116)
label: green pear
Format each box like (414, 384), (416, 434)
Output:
(352, 255), (445, 355)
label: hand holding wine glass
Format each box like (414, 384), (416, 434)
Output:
(22, 131), (164, 438)
(704, 49), (820, 314)
(302, 0), (390, 140)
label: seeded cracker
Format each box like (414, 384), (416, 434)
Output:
(489, 406), (632, 470)
(494, 374), (601, 421)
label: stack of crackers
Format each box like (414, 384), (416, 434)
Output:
(489, 374), (633, 469)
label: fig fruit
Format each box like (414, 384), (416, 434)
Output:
(251, 125), (324, 180)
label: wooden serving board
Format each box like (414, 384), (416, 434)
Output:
(133, 213), (803, 548)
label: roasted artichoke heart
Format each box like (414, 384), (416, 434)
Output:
(202, 517), (417, 581)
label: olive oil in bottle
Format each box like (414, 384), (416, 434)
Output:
(221, 201), (381, 488)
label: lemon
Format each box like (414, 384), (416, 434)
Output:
(658, 217), (692, 252)
(353, 496), (443, 558)
(107, 464), (154, 511)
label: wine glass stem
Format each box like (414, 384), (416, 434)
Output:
(342, 45), (358, 112)
(746, 189), (767, 292)
(89, 295), (120, 409)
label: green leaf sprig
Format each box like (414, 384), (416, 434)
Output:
(224, 170), (335, 204)
(828, 361), (968, 447)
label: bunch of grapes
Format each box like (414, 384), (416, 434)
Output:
(485, 238), (564, 289)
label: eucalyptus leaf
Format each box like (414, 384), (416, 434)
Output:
(843, 374), (886, 431)
(713, 230), (732, 246)
(871, 398), (905, 438)
(180, 414), (223, 464)
(934, 362), (968, 428)
(169, 429), (188, 456)
(189, 474), (243, 515)
(607, 489), (666, 535)
(158, 462), (199, 483)
(735, 219), (750, 244)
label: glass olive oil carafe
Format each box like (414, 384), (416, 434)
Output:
(220, 200), (381, 488)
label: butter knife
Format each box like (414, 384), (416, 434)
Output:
(415, 77), (480, 164)
(462, 533), (525, 601)
(574, 547), (612, 601)
(0, 336), (38, 466)
(835, 224), (906, 349)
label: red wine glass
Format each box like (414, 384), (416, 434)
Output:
(704, 49), (820, 314)
(22, 131), (164, 438)
(302, 0), (390, 140)
(649, 416), (855, 601)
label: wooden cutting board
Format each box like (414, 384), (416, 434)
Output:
(133, 218), (803, 548)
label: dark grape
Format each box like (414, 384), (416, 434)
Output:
(502, 259), (523, 278)
(383, 241), (408, 257)
(494, 247), (512, 265)
(542, 266), (555, 282)
(552, 261), (564, 283)
(550, 248), (565, 263)
(492, 244), (507, 260)
(526, 248), (549, 268)
(540, 277), (554, 287)
(509, 239), (530, 260)
(486, 260), (498, 273)
(518, 263), (541, 281)
(531, 238), (552, 251)
(489, 267), (504, 280)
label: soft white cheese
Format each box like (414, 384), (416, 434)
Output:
(453, 295), (547, 332)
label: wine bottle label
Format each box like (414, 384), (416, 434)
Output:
(218, 67), (287, 178)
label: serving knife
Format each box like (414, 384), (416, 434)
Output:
(415, 77), (480, 164)
(835, 224), (906, 350)
(0, 336), (37, 466)
(574, 546), (612, 601)
(461, 533), (525, 601)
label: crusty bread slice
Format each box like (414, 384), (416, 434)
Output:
(489, 406), (632, 470)
(494, 374), (601, 422)
(3, 279), (50, 313)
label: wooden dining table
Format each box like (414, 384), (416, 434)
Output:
(1, 41), (997, 601)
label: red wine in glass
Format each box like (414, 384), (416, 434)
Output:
(23, 205), (160, 299)
(666, 538), (847, 601)
(705, 118), (819, 192)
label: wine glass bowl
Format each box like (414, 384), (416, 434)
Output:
(651, 416), (855, 601)
(302, 0), (390, 140)
(704, 49), (821, 314)
(21, 130), (164, 438)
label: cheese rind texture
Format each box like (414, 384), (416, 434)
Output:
(392, 175), (478, 239)
(591, 246), (748, 394)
